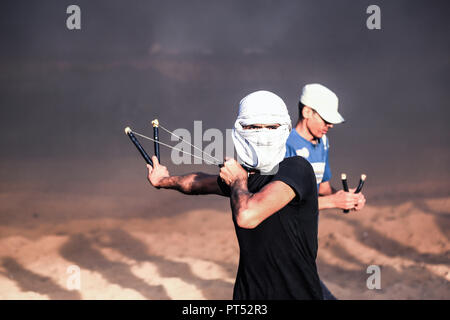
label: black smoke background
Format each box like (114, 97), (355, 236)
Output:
(0, 0), (449, 214)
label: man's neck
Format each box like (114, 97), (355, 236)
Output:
(295, 120), (318, 144)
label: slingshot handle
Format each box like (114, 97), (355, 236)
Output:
(341, 173), (350, 214)
(152, 119), (160, 163)
(355, 174), (367, 194)
(125, 127), (153, 166)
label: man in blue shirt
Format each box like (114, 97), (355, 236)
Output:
(286, 84), (366, 299)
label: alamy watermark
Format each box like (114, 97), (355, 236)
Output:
(366, 265), (381, 290)
(66, 5), (81, 30)
(170, 121), (235, 165)
(132, 120), (281, 175)
(66, 264), (81, 291)
(366, 5), (381, 30)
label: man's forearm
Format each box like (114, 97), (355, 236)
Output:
(229, 179), (252, 224)
(318, 183), (337, 210)
(158, 172), (217, 195)
(318, 195), (336, 210)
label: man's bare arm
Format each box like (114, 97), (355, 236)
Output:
(157, 172), (223, 195)
(220, 158), (296, 229)
(147, 156), (224, 196)
(230, 179), (296, 229)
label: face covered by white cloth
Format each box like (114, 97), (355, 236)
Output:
(232, 90), (292, 175)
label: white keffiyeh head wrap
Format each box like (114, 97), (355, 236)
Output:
(232, 90), (292, 174)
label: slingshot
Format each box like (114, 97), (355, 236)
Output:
(124, 119), (221, 167)
(341, 173), (367, 213)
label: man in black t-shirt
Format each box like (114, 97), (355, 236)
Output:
(146, 91), (323, 299)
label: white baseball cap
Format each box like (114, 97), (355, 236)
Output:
(300, 83), (345, 124)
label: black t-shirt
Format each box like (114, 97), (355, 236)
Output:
(217, 156), (323, 300)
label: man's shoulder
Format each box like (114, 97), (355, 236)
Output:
(279, 156), (315, 174)
(273, 156), (317, 200)
(281, 155), (309, 165)
(286, 130), (304, 146)
(285, 131), (310, 158)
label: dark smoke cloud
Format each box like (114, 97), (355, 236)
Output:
(0, 0), (449, 198)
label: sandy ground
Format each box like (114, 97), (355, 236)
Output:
(0, 182), (449, 300)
